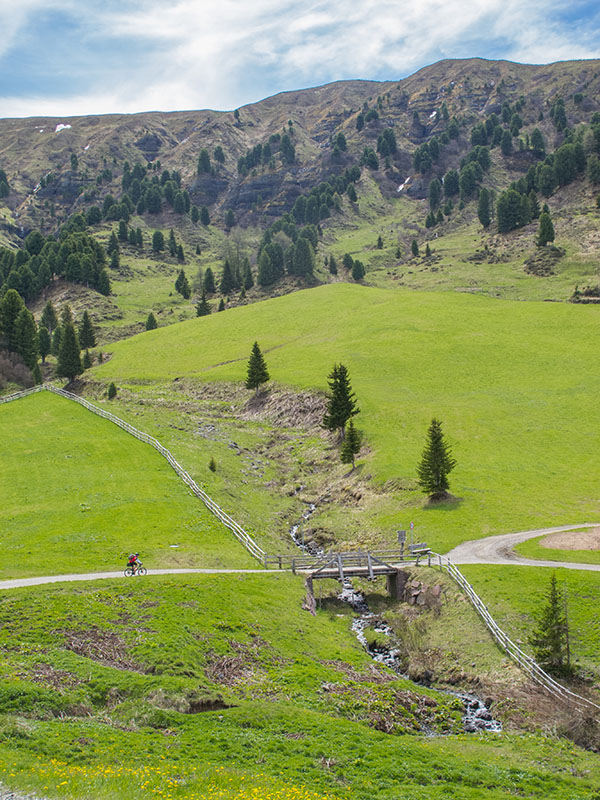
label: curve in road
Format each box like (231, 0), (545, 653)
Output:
(446, 523), (600, 571)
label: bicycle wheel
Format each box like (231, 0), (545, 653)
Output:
(124, 567), (134, 577)
(137, 566), (147, 576)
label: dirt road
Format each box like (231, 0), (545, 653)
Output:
(446, 523), (600, 571)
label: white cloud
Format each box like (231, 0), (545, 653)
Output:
(0, 0), (599, 117)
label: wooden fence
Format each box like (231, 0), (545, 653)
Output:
(432, 552), (600, 715)
(3, 385), (599, 715)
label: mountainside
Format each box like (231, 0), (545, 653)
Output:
(2, 57), (600, 237)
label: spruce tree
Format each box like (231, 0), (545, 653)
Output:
(477, 187), (491, 228)
(83, 349), (93, 369)
(322, 363), (359, 438)
(196, 291), (211, 316)
(38, 326), (51, 363)
(351, 259), (365, 281)
(108, 382), (117, 399)
(78, 311), (96, 349)
(245, 341), (270, 393)
(537, 212), (555, 246)
(57, 322), (82, 382)
(243, 260), (254, 290)
(146, 312), (158, 330)
(40, 300), (58, 334)
(329, 254), (338, 275)
(51, 326), (62, 357)
(200, 206), (210, 226)
(220, 260), (235, 294)
(0, 289), (25, 352)
(417, 418), (456, 500)
(175, 269), (191, 299)
(411, 240), (419, 257)
(529, 573), (572, 677)
(203, 267), (216, 294)
(340, 419), (361, 468)
(217, 298), (225, 311)
(15, 308), (38, 370)
(33, 362), (43, 385)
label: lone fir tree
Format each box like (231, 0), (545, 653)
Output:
(340, 419), (361, 468)
(529, 572), (572, 677)
(322, 363), (359, 439)
(417, 418), (456, 500)
(78, 310), (96, 349)
(245, 341), (270, 393)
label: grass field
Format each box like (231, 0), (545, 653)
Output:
(95, 283), (600, 553)
(514, 531), (600, 565)
(0, 574), (599, 800)
(0, 391), (255, 577)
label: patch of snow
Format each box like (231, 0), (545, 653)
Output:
(397, 175), (412, 193)
(429, 110), (437, 119)
(84, 144), (90, 150)
(55, 123), (72, 133)
(180, 136), (190, 145)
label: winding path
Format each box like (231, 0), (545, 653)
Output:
(3, 524), (600, 592)
(446, 523), (600, 571)
(0, 568), (274, 592)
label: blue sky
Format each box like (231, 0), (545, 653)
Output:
(0, 0), (599, 118)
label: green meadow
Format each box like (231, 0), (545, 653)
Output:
(0, 391), (255, 577)
(0, 574), (599, 800)
(96, 283), (600, 553)
(514, 531), (600, 565)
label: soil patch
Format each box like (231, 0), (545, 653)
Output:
(539, 527), (600, 551)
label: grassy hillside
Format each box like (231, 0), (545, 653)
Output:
(0, 391), (255, 576)
(0, 574), (599, 800)
(95, 283), (600, 553)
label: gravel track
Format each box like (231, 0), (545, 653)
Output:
(446, 522), (600, 571)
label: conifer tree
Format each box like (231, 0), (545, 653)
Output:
(243, 260), (254, 290)
(200, 206), (210, 226)
(322, 363), (359, 439)
(329, 254), (338, 275)
(537, 212), (555, 246)
(0, 289), (25, 352)
(425, 243), (431, 257)
(175, 269), (191, 299)
(15, 308), (38, 370)
(340, 419), (361, 468)
(51, 326), (62, 357)
(33, 362), (42, 385)
(107, 230), (119, 255)
(203, 267), (216, 294)
(82, 349), (93, 369)
(478, 187), (491, 228)
(225, 208), (235, 228)
(217, 298), (225, 311)
(38, 326), (51, 363)
(220, 260), (235, 294)
(78, 311), (96, 349)
(177, 244), (184, 262)
(417, 418), (456, 500)
(145, 312), (158, 330)
(57, 322), (82, 382)
(196, 291), (211, 316)
(351, 259), (365, 281)
(40, 300), (58, 335)
(108, 382), (117, 399)
(245, 341), (270, 393)
(529, 573), (572, 677)
(411, 240), (419, 257)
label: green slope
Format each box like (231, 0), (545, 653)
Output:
(0, 391), (255, 577)
(96, 283), (600, 552)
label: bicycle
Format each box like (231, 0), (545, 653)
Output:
(124, 562), (147, 577)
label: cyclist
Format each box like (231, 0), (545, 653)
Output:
(127, 552), (140, 574)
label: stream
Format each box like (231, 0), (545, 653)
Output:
(289, 504), (501, 733)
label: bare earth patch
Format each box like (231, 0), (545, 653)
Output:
(539, 527), (600, 551)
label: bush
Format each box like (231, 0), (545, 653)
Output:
(0, 350), (34, 392)
(208, 457), (217, 472)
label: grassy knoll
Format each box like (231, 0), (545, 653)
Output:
(96, 283), (600, 553)
(460, 565), (600, 678)
(514, 531), (600, 565)
(0, 391), (255, 577)
(0, 574), (599, 800)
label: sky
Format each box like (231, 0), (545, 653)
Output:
(0, 0), (599, 119)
